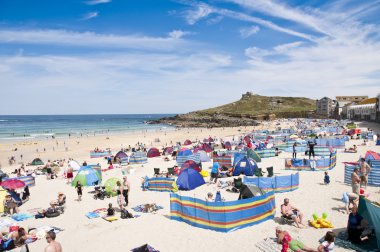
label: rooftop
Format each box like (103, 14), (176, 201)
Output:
(357, 97), (378, 105)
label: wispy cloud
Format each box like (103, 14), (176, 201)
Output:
(82, 11), (99, 20)
(239, 26), (260, 38)
(0, 29), (193, 51)
(179, 1), (316, 41)
(84, 0), (111, 5)
(168, 30), (192, 39)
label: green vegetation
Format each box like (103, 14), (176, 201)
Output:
(196, 94), (315, 116)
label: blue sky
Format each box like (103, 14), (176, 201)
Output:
(0, 0), (379, 114)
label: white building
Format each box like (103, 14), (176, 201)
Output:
(347, 98), (378, 121)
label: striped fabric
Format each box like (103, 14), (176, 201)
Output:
(3, 176), (35, 187)
(213, 155), (232, 168)
(90, 151), (111, 158)
(176, 153), (201, 167)
(243, 173), (299, 193)
(254, 149), (276, 158)
(345, 160), (380, 187)
(170, 191), (276, 232)
(146, 177), (174, 192)
(129, 151), (148, 164)
(285, 151), (337, 171)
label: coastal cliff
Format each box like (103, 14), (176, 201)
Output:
(150, 93), (316, 127)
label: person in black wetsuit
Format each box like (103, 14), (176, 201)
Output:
(308, 141), (316, 159)
(75, 181), (82, 201)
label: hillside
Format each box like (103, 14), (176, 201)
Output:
(150, 93), (316, 127)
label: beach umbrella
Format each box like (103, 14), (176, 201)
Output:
(72, 166), (101, 187)
(104, 178), (122, 197)
(1, 179), (25, 190)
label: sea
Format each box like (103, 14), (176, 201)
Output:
(0, 114), (175, 141)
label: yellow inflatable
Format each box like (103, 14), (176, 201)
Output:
(200, 170), (209, 177)
(309, 213), (334, 229)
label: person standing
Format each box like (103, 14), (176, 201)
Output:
(351, 168), (361, 195)
(122, 176), (130, 207)
(66, 166), (73, 184)
(44, 230), (62, 252)
(359, 158), (371, 188)
(75, 181), (82, 201)
(308, 141), (316, 159)
(116, 181), (125, 210)
(292, 142), (297, 159)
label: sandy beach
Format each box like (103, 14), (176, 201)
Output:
(0, 121), (379, 252)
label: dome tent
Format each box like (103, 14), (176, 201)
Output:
(115, 151), (128, 159)
(233, 157), (258, 176)
(31, 158), (44, 166)
(147, 148), (161, 158)
(72, 166), (101, 187)
(104, 177), (122, 197)
(176, 168), (205, 191)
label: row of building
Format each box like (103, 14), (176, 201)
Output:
(316, 95), (380, 122)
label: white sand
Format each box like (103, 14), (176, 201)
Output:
(0, 122), (379, 252)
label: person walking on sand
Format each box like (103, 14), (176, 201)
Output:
(44, 230), (62, 252)
(122, 176), (130, 206)
(75, 181), (82, 201)
(351, 168), (361, 195)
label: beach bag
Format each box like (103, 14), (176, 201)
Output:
(120, 209), (133, 219)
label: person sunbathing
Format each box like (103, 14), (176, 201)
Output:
(345, 145), (357, 152)
(281, 198), (305, 228)
(3, 194), (19, 215)
(276, 226), (317, 252)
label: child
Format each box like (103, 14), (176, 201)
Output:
(107, 203), (115, 216)
(318, 231), (335, 252)
(324, 172), (330, 185)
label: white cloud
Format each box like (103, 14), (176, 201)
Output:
(239, 26), (260, 38)
(168, 30), (192, 39)
(184, 3), (214, 25)
(82, 11), (99, 20)
(84, 0), (111, 5)
(0, 29), (192, 51)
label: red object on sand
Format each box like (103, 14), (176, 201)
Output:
(1, 179), (26, 189)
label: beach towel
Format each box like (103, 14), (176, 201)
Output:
(319, 232), (375, 252)
(86, 212), (100, 219)
(255, 238), (283, 252)
(11, 213), (33, 222)
(132, 204), (163, 213)
(0, 218), (16, 230)
(103, 216), (118, 222)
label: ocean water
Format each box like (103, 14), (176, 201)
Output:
(0, 114), (174, 141)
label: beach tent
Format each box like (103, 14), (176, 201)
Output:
(72, 166), (101, 187)
(198, 150), (211, 162)
(202, 143), (213, 153)
(131, 244), (159, 252)
(247, 149), (261, 163)
(0, 187), (7, 213)
(129, 151), (148, 164)
(115, 151), (128, 159)
(177, 148), (192, 157)
(365, 151), (380, 162)
(104, 178), (122, 197)
(224, 141), (232, 150)
(163, 147), (173, 155)
(181, 160), (201, 173)
(176, 168), (205, 190)
(31, 158), (44, 166)
(359, 196), (380, 250)
(238, 184), (263, 200)
(147, 148), (161, 158)
(233, 157), (258, 176)
(184, 139), (192, 145)
(68, 160), (81, 171)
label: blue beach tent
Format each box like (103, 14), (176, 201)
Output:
(233, 157), (258, 176)
(176, 168), (205, 191)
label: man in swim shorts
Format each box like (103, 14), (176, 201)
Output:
(281, 198), (305, 228)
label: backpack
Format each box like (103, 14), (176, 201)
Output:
(120, 209), (133, 219)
